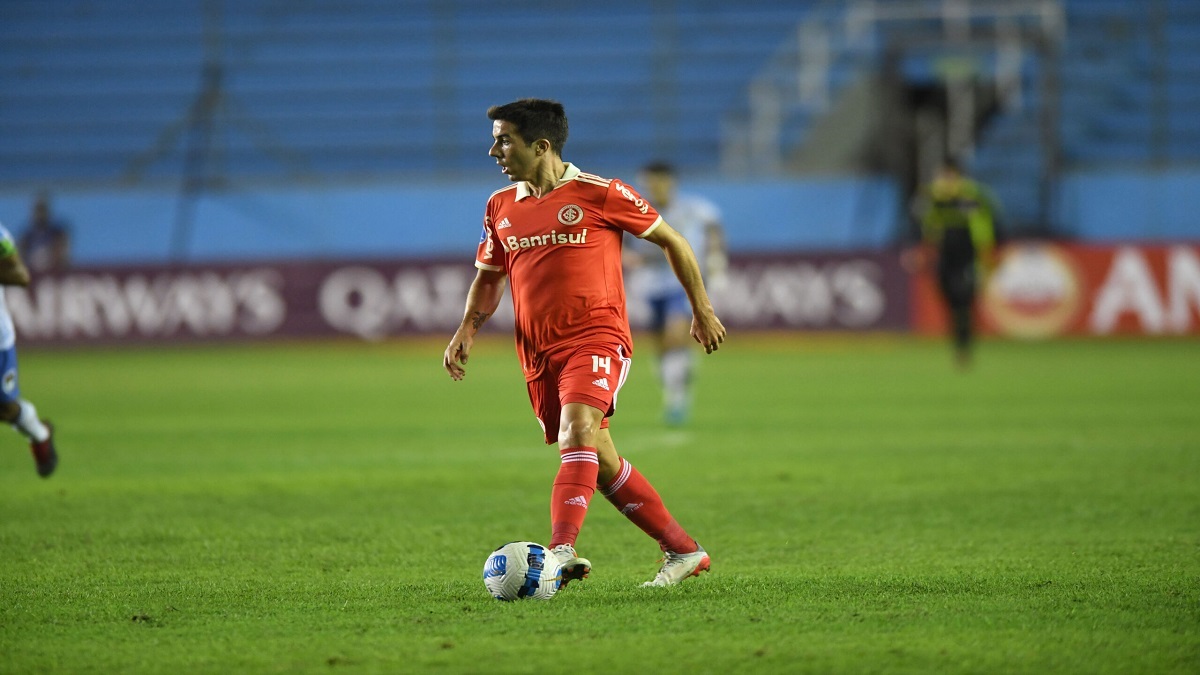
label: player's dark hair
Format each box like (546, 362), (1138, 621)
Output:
(641, 160), (675, 175)
(487, 99), (569, 155)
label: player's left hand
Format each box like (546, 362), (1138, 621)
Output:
(691, 310), (726, 354)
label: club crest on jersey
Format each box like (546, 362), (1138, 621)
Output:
(557, 204), (585, 225)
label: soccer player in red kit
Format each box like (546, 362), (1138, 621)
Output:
(443, 99), (726, 588)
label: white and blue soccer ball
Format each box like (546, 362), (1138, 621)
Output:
(483, 541), (562, 601)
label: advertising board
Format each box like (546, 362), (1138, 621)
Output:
(10, 251), (909, 346)
(912, 243), (1200, 337)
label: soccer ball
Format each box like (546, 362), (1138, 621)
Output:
(482, 541), (562, 601)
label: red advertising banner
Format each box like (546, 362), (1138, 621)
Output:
(912, 243), (1200, 337)
(9, 250), (909, 346)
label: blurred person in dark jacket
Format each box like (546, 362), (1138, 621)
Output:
(19, 193), (71, 274)
(907, 159), (1000, 368)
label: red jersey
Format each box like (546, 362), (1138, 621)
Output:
(475, 163), (663, 381)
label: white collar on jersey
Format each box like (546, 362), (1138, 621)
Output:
(514, 162), (581, 201)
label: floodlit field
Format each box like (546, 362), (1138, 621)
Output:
(1, 335), (1197, 674)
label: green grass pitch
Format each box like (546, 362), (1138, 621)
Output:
(1, 335), (1197, 674)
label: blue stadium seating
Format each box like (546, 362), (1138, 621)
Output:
(0, 0), (817, 187)
(1, 0), (1196, 247)
(681, 0), (1185, 233)
(1052, 0), (1200, 167)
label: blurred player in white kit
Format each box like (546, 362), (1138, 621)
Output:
(625, 161), (727, 425)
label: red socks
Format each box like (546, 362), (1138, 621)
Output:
(549, 446), (599, 548)
(551, 450), (697, 555)
(600, 457), (697, 553)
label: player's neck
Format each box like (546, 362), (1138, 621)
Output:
(525, 156), (567, 199)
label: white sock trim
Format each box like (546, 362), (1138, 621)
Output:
(601, 458), (632, 496)
(13, 400), (49, 443)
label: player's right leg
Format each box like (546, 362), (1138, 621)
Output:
(530, 349), (620, 588)
(549, 543), (591, 588)
(527, 376), (593, 587)
(546, 343), (639, 587)
(0, 347), (56, 477)
(550, 401), (607, 587)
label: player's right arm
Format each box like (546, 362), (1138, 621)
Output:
(443, 268), (507, 381)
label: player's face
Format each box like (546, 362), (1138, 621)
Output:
(932, 167), (963, 194)
(490, 120), (538, 182)
(640, 171), (675, 207)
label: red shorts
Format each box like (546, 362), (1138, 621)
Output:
(526, 342), (632, 444)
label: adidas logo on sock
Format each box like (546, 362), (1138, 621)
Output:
(563, 495), (590, 508)
(592, 377), (610, 391)
(620, 501), (644, 514)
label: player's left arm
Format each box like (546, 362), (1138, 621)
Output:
(642, 220), (726, 353)
(0, 235), (31, 287)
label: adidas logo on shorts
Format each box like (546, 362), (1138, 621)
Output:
(592, 377), (610, 391)
(563, 495), (589, 508)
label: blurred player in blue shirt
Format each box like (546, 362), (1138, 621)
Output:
(625, 162), (727, 425)
(0, 221), (58, 476)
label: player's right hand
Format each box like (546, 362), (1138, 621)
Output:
(443, 333), (472, 380)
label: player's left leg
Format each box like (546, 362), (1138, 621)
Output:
(938, 264), (975, 368)
(0, 347), (56, 477)
(595, 428), (696, 552)
(594, 429), (710, 587)
(951, 301), (973, 367)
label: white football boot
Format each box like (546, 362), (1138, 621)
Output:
(642, 546), (711, 587)
(550, 544), (591, 588)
